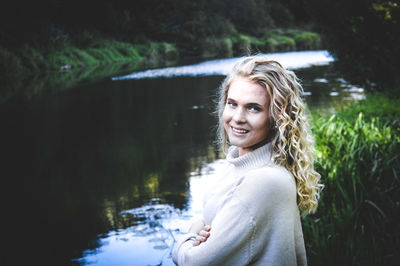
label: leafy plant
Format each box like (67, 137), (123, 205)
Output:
(304, 95), (400, 265)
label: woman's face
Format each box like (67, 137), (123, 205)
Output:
(223, 77), (270, 156)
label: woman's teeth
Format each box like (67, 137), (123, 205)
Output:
(232, 127), (249, 134)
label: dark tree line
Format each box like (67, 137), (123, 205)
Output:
(1, 0), (399, 90)
(0, 0), (310, 46)
(306, 0), (400, 90)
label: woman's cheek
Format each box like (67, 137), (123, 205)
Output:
(222, 108), (232, 123)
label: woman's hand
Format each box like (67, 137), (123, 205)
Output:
(188, 219), (211, 246)
(193, 225), (211, 246)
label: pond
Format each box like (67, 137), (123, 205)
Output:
(0, 51), (364, 265)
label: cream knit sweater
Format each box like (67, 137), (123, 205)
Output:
(172, 143), (307, 266)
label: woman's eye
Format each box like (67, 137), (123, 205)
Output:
(248, 106), (261, 112)
(227, 101), (237, 107)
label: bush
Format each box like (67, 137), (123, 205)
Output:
(266, 34), (296, 52)
(293, 31), (321, 50)
(200, 38), (233, 59)
(304, 95), (400, 265)
(232, 34), (252, 56)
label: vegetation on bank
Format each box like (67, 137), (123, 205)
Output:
(0, 39), (179, 78)
(200, 28), (320, 59)
(0, 28), (321, 79)
(304, 94), (400, 265)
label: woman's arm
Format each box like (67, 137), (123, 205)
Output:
(172, 193), (255, 266)
(172, 166), (301, 266)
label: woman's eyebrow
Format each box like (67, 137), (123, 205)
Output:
(227, 98), (265, 107)
(246, 102), (263, 107)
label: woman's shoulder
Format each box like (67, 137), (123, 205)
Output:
(245, 164), (295, 192)
(233, 164), (297, 210)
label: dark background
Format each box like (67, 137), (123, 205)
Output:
(0, 0), (399, 91)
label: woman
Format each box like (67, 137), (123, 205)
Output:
(172, 56), (323, 266)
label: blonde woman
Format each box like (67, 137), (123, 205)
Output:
(173, 56), (323, 266)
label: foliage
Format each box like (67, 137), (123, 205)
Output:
(0, 47), (24, 76)
(291, 31), (321, 50)
(304, 94), (400, 265)
(338, 93), (400, 123)
(0, 39), (179, 78)
(306, 0), (400, 90)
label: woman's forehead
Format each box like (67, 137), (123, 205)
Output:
(227, 77), (268, 105)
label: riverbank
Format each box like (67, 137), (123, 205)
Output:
(0, 28), (322, 104)
(305, 93), (400, 265)
(0, 28), (321, 79)
(0, 39), (179, 78)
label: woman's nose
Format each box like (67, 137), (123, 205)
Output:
(233, 107), (246, 123)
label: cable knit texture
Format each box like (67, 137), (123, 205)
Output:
(172, 143), (307, 266)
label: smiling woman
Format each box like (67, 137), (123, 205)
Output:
(223, 76), (271, 156)
(172, 56), (323, 266)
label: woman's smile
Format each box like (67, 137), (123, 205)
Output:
(231, 126), (250, 135)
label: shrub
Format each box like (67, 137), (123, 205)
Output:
(266, 34), (296, 52)
(304, 95), (400, 266)
(232, 34), (252, 56)
(294, 31), (321, 50)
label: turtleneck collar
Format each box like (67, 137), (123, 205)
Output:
(226, 142), (272, 175)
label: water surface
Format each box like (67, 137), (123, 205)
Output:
(0, 52), (364, 265)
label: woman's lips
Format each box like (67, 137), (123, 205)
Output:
(231, 126), (249, 135)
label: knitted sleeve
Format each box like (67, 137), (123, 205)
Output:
(172, 192), (255, 266)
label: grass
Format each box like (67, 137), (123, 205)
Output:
(0, 39), (179, 79)
(198, 29), (322, 59)
(303, 93), (400, 266)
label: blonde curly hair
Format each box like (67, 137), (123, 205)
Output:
(217, 56), (323, 216)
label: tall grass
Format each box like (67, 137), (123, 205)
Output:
(0, 39), (179, 78)
(198, 29), (322, 59)
(304, 94), (400, 265)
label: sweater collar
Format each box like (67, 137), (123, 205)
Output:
(226, 142), (272, 173)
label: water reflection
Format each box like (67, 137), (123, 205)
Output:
(75, 160), (224, 266)
(0, 75), (221, 265)
(295, 64), (365, 110)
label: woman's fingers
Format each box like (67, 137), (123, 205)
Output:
(195, 235), (207, 242)
(199, 230), (210, 238)
(192, 224), (212, 246)
(193, 240), (201, 246)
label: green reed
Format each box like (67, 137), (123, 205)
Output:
(303, 94), (400, 266)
